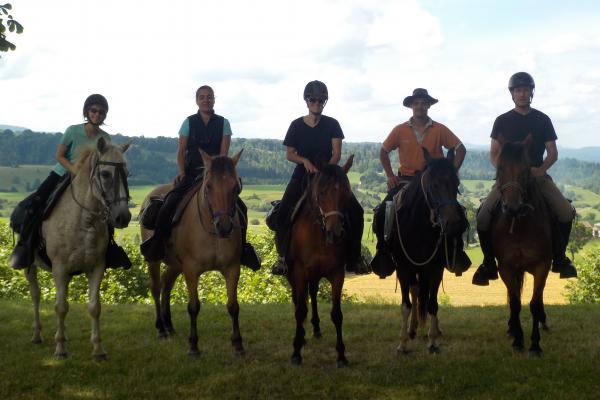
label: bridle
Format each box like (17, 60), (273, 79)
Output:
(312, 176), (346, 232)
(196, 173), (241, 235)
(70, 152), (130, 222)
(498, 169), (534, 233)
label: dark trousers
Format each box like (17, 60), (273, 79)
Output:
(17, 171), (62, 242)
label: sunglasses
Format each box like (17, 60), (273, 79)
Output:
(307, 97), (326, 104)
(89, 107), (107, 116)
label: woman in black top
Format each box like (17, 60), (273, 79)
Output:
(271, 81), (369, 275)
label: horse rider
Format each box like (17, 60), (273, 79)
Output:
(270, 80), (370, 275)
(140, 85), (261, 271)
(369, 88), (471, 278)
(9, 94), (131, 270)
(472, 72), (577, 286)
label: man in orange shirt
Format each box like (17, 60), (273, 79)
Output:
(370, 88), (470, 277)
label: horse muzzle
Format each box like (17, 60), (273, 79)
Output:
(112, 209), (132, 229)
(325, 225), (345, 245)
(214, 216), (234, 238)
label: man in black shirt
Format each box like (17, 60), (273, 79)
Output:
(472, 72), (577, 286)
(270, 81), (369, 275)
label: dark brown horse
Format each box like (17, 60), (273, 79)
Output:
(286, 156), (354, 367)
(492, 137), (551, 355)
(389, 149), (465, 354)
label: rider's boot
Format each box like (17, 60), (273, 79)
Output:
(239, 222), (261, 271)
(105, 226), (132, 269)
(9, 240), (34, 270)
(551, 221), (577, 279)
(472, 229), (498, 286)
(445, 235), (472, 277)
(270, 228), (289, 275)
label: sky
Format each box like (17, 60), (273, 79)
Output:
(1, 0), (600, 147)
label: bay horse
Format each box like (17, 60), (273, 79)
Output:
(26, 138), (131, 359)
(389, 149), (465, 354)
(141, 150), (245, 356)
(286, 155), (354, 367)
(492, 137), (551, 355)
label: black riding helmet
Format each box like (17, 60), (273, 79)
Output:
(508, 72), (535, 91)
(303, 80), (328, 101)
(83, 94), (109, 118)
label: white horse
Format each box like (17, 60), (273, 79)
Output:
(26, 138), (131, 359)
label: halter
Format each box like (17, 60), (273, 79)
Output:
(70, 153), (130, 222)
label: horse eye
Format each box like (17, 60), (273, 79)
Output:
(100, 171), (111, 179)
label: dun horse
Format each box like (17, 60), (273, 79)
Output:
(141, 150), (245, 356)
(389, 149), (465, 354)
(492, 138), (552, 355)
(26, 138), (131, 358)
(286, 156), (355, 367)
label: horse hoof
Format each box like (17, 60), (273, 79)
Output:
(291, 355), (302, 366)
(31, 338), (42, 344)
(529, 349), (543, 358)
(408, 331), (416, 340)
(313, 331), (322, 339)
(336, 358), (349, 368)
(188, 350), (201, 358)
(541, 323), (549, 332)
(428, 345), (440, 354)
(93, 353), (108, 361)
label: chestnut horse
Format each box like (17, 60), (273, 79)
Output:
(286, 156), (354, 367)
(141, 150), (245, 356)
(492, 138), (551, 355)
(389, 149), (465, 354)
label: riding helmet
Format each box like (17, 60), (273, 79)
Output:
(508, 72), (535, 91)
(83, 94), (109, 117)
(303, 80), (328, 101)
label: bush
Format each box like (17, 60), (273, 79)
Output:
(565, 248), (600, 303)
(0, 222), (355, 304)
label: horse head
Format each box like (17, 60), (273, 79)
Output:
(421, 148), (463, 236)
(496, 136), (532, 217)
(90, 138), (132, 228)
(200, 149), (242, 238)
(311, 155), (353, 245)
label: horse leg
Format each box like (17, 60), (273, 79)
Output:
(529, 265), (549, 356)
(330, 272), (347, 368)
(183, 269), (201, 356)
(427, 270), (443, 354)
(308, 279), (322, 338)
(148, 260), (167, 338)
(160, 266), (180, 337)
(224, 266), (245, 356)
(53, 271), (71, 358)
(396, 274), (412, 355)
(291, 274), (308, 366)
(86, 267), (107, 360)
(408, 284), (419, 340)
(26, 266), (42, 344)
(501, 268), (524, 351)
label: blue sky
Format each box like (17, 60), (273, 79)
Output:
(1, 0), (599, 147)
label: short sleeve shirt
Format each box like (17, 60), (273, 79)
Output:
(179, 117), (232, 137)
(490, 109), (557, 167)
(382, 119), (460, 176)
(53, 124), (111, 176)
(283, 115), (344, 179)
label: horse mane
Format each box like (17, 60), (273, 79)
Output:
(74, 146), (96, 173)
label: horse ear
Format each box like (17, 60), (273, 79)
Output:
(97, 137), (108, 154)
(199, 149), (212, 168)
(446, 147), (455, 163)
(121, 140), (133, 153)
(342, 154), (354, 173)
(422, 147), (433, 163)
(231, 148), (244, 166)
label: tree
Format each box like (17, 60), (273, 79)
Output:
(0, 3), (23, 56)
(567, 219), (591, 260)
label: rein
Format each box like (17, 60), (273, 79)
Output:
(195, 175), (241, 236)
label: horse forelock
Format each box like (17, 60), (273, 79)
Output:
(74, 142), (126, 175)
(310, 164), (351, 204)
(496, 142), (530, 185)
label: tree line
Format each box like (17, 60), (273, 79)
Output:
(2, 129), (600, 194)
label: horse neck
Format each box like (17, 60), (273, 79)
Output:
(70, 154), (104, 215)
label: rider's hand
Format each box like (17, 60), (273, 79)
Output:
(530, 166), (546, 178)
(386, 175), (402, 190)
(303, 159), (318, 174)
(174, 171), (186, 184)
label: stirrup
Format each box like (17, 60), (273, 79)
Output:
(241, 244), (261, 271)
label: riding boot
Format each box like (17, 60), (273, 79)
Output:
(472, 229), (498, 286)
(345, 202), (371, 275)
(238, 211), (261, 271)
(271, 227), (289, 275)
(369, 202), (396, 279)
(9, 202), (42, 269)
(141, 197), (177, 262)
(551, 221), (577, 279)
(445, 235), (472, 277)
(9, 238), (35, 270)
(105, 226), (132, 269)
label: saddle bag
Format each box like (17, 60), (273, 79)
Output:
(266, 200), (281, 231)
(140, 197), (164, 230)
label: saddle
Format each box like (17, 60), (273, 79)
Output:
(265, 191), (309, 232)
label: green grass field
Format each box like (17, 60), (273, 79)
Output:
(1, 300), (599, 399)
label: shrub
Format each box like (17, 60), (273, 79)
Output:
(565, 248), (600, 303)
